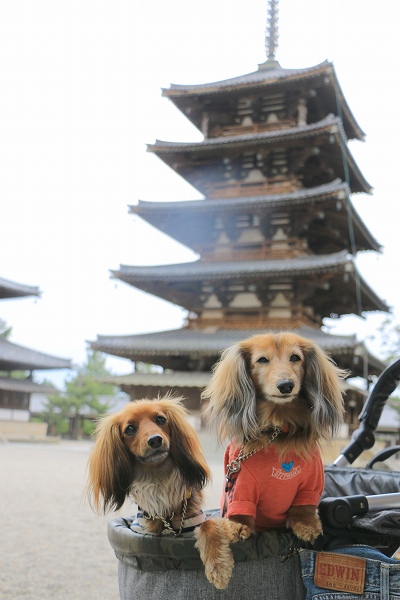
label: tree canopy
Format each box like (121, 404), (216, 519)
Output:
(42, 350), (118, 439)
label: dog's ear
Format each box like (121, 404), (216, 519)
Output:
(164, 398), (211, 490)
(302, 342), (346, 439)
(201, 344), (259, 444)
(86, 413), (134, 513)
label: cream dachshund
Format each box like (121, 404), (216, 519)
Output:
(201, 332), (346, 544)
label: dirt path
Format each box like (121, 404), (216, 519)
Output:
(0, 436), (224, 599)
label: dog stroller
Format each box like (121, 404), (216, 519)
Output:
(108, 359), (400, 599)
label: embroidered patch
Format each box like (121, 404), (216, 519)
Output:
(314, 553), (366, 595)
(271, 465), (301, 480)
(281, 461), (294, 472)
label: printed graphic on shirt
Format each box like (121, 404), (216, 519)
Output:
(271, 461), (302, 480)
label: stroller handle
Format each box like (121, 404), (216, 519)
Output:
(319, 493), (400, 528)
(332, 358), (400, 467)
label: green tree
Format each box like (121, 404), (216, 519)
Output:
(0, 318), (12, 339)
(42, 351), (117, 439)
(376, 317), (400, 363)
(372, 316), (400, 416)
(0, 319), (12, 340)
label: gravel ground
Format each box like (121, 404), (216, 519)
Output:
(0, 434), (224, 600)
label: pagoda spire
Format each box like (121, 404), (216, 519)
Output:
(260, 0), (280, 70)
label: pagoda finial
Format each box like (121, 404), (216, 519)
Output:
(259, 0), (280, 70)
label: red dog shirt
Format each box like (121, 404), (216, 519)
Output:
(221, 442), (324, 531)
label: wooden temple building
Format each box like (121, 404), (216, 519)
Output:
(0, 276), (71, 425)
(91, 1), (388, 432)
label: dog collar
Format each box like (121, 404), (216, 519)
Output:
(262, 424), (290, 435)
(132, 506), (205, 537)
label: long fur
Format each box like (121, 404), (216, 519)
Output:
(202, 331), (346, 456)
(201, 331), (347, 543)
(86, 396), (210, 516)
(86, 395), (246, 589)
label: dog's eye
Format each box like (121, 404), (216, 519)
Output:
(256, 356), (269, 364)
(124, 424), (137, 436)
(155, 416), (166, 426)
(290, 354), (301, 362)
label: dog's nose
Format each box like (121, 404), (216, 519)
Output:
(277, 379), (294, 395)
(147, 434), (163, 449)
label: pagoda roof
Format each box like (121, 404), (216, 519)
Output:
(115, 250), (348, 280)
(148, 115), (371, 195)
(163, 60), (365, 141)
(91, 325), (386, 378)
(0, 377), (57, 394)
(0, 276), (40, 300)
(112, 250), (388, 317)
(0, 336), (71, 371)
(102, 371), (212, 389)
(133, 180), (347, 213)
(114, 250), (359, 280)
(130, 180), (381, 253)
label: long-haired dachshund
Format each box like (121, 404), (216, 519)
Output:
(202, 332), (346, 544)
(86, 396), (249, 590)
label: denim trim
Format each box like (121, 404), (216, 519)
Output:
(300, 546), (400, 599)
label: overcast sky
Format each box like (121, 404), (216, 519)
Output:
(0, 0), (399, 389)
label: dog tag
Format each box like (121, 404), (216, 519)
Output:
(226, 459), (241, 482)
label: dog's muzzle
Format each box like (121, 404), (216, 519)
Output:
(276, 379), (295, 395)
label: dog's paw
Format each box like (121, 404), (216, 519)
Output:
(286, 506), (323, 543)
(224, 520), (251, 543)
(194, 519), (235, 590)
(204, 557), (234, 590)
(286, 514), (323, 543)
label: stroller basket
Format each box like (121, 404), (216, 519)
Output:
(108, 359), (400, 599)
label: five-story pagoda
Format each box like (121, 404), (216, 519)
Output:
(91, 1), (387, 417)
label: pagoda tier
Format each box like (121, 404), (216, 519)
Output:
(91, 325), (385, 379)
(112, 250), (387, 330)
(148, 115), (371, 198)
(162, 60), (364, 142)
(130, 181), (380, 259)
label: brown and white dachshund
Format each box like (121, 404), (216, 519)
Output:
(86, 396), (249, 589)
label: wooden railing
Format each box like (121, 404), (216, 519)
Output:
(204, 176), (299, 199)
(199, 240), (310, 262)
(186, 310), (321, 331)
(211, 120), (295, 138)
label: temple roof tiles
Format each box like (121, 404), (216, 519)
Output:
(91, 325), (386, 376)
(149, 114), (346, 152)
(130, 180), (380, 253)
(164, 61), (329, 93)
(0, 276), (40, 300)
(115, 250), (356, 280)
(148, 115), (371, 194)
(163, 60), (365, 141)
(93, 325), (357, 356)
(113, 250), (388, 315)
(0, 377), (57, 394)
(101, 371), (212, 389)
(132, 180), (348, 212)
(0, 336), (71, 371)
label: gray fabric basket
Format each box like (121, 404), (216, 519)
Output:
(108, 516), (306, 600)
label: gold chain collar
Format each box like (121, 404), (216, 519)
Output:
(225, 426), (282, 491)
(142, 489), (191, 537)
